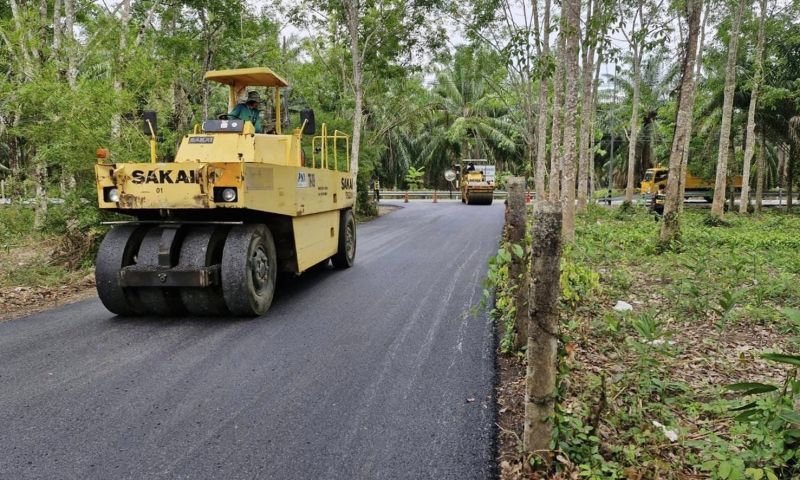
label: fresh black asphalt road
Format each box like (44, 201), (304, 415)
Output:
(0, 201), (505, 480)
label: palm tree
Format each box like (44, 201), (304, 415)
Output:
(420, 48), (517, 183)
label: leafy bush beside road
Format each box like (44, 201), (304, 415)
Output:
(492, 207), (800, 478)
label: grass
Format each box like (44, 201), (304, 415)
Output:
(494, 206), (800, 479)
(0, 205), (91, 289)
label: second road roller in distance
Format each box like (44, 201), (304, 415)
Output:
(458, 159), (495, 205)
(94, 67), (356, 317)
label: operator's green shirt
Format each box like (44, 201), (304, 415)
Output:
(229, 103), (263, 133)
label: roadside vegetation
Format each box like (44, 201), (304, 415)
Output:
(0, 204), (98, 320)
(490, 207), (800, 478)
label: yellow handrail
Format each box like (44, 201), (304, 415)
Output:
(311, 123), (350, 172)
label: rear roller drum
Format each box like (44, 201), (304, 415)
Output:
(179, 226), (229, 316)
(95, 226), (146, 316)
(136, 227), (187, 316)
(221, 224), (277, 317)
(331, 209), (356, 269)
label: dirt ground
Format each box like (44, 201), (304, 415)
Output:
(0, 280), (97, 323)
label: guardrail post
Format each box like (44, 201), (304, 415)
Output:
(523, 200), (563, 463)
(404, 191), (409, 203)
(432, 191), (438, 203)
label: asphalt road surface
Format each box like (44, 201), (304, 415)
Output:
(0, 201), (505, 480)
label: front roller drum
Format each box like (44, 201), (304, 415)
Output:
(221, 224), (277, 317)
(467, 190), (494, 205)
(95, 226), (146, 316)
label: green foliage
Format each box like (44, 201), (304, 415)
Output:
(483, 241), (528, 354)
(404, 166), (426, 190)
(542, 208), (800, 478)
(713, 354), (800, 479)
(560, 260), (600, 308)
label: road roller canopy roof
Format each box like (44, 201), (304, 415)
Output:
(204, 67), (289, 88)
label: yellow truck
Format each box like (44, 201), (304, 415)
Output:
(94, 67), (355, 317)
(640, 166), (743, 203)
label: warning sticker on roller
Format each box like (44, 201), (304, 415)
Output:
(296, 172), (316, 188)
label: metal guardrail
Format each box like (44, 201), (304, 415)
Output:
(379, 190), (509, 200)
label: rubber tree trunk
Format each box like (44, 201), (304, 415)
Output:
(111, 0), (131, 142)
(344, 0), (363, 197)
(679, 9), (708, 210)
(711, 0), (745, 217)
(660, 0), (703, 245)
(51, 0), (62, 62)
(624, 48), (641, 205)
(560, 0), (581, 241)
(755, 126), (765, 211)
(9, 0), (34, 81)
(577, 0), (596, 213)
(523, 201), (562, 461)
(33, 157), (48, 229)
(549, 29), (567, 202)
(506, 177), (528, 351)
(788, 141), (795, 211)
(534, 0), (551, 201)
(64, 0), (76, 87)
(739, 0), (767, 213)
(589, 51), (602, 200)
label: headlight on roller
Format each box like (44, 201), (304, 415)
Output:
(214, 187), (238, 203)
(103, 187), (120, 203)
(221, 188), (237, 202)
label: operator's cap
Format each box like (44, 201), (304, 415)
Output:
(246, 91), (262, 104)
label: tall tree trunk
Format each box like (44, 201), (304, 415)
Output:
(739, 0), (766, 212)
(64, 0), (76, 86)
(549, 29), (566, 202)
(112, 0), (131, 141)
(788, 140), (795, 210)
(33, 157), (48, 230)
(711, 0), (745, 217)
(624, 47), (641, 205)
(35, 0), (47, 64)
(534, 0), (551, 200)
(589, 50), (602, 200)
(561, 0), (580, 240)
(679, 7), (708, 209)
(660, 0), (703, 244)
(51, 0), (63, 62)
(9, 0), (34, 81)
(344, 0), (364, 193)
(577, 0), (596, 213)
(755, 125), (765, 211)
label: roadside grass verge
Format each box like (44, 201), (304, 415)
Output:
(493, 207), (800, 479)
(0, 205), (97, 320)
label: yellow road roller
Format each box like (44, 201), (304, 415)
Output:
(94, 67), (356, 316)
(459, 159), (494, 205)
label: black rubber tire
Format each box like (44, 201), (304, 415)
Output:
(332, 209), (356, 269)
(136, 227), (187, 316)
(221, 224), (277, 316)
(703, 196), (713, 203)
(179, 226), (229, 316)
(95, 226), (146, 316)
